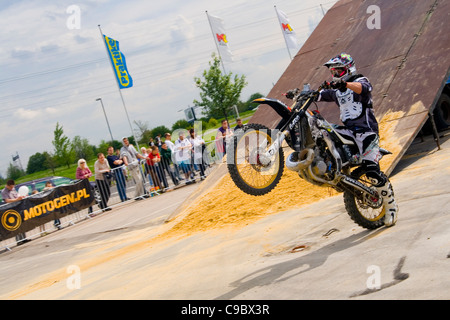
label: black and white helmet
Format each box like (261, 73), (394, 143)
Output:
(324, 53), (357, 79)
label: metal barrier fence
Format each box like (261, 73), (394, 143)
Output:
(0, 140), (224, 251)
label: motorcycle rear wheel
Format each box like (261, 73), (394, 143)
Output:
(343, 167), (387, 229)
(227, 123), (284, 196)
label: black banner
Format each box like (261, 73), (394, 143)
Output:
(0, 179), (95, 240)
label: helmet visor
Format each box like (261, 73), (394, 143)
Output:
(330, 67), (346, 78)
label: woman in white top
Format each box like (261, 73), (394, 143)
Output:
(174, 131), (192, 182)
(94, 153), (111, 211)
(189, 128), (206, 180)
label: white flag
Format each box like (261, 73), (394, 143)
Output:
(208, 13), (233, 62)
(275, 7), (298, 49)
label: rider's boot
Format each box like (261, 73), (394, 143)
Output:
(363, 160), (398, 227)
(376, 181), (398, 227)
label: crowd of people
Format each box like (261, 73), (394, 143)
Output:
(73, 119), (244, 211)
(1, 119), (244, 245)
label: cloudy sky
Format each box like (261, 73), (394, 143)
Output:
(0, 0), (337, 176)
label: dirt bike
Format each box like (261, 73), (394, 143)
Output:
(227, 84), (394, 229)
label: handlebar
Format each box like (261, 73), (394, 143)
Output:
(285, 88), (322, 101)
(284, 80), (334, 101)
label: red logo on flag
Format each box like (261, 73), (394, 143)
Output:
(216, 33), (228, 44)
(282, 23), (293, 32)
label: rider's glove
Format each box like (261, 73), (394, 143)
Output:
(320, 81), (331, 90)
(285, 88), (300, 99)
(330, 79), (347, 91)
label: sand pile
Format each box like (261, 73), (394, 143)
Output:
(164, 110), (408, 239)
(165, 166), (337, 238)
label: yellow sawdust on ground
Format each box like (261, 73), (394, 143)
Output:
(378, 110), (405, 172)
(166, 109), (409, 238)
(165, 168), (337, 237)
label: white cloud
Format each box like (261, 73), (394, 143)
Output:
(0, 0), (335, 175)
(170, 15), (195, 50)
(45, 107), (59, 114)
(14, 108), (40, 120)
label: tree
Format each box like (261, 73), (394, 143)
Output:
(96, 140), (112, 156)
(52, 122), (73, 168)
(0, 172), (5, 186)
(151, 125), (171, 138)
(236, 92), (265, 113)
(133, 120), (152, 145)
(71, 136), (94, 161)
(171, 119), (191, 131)
(27, 152), (48, 174)
(44, 152), (57, 175)
(95, 139), (122, 156)
(246, 92), (265, 111)
(7, 163), (25, 181)
(194, 53), (247, 121)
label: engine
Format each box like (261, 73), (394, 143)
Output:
(285, 146), (334, 187)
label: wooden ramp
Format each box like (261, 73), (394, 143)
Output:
(251, 0), (450, 175)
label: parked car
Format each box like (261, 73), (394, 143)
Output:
(16, 176), (74, 194)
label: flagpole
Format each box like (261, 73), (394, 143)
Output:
(98, 24), (139, 148)
(206, 11), (227, 74)
(320, 4), (326, 17)
(274, 5), (293, 61)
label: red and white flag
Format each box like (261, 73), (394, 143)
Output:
(207, 13), (233, 62)
(275, 7), (298, 50)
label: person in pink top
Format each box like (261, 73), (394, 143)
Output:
(76, 158), (93, 213)
(76, 158), (92, 180)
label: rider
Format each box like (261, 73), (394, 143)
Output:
(318, 53), (398, 227)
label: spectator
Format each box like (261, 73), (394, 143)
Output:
(120, 137), (148, 200)
(140, 147), (148, 157)
(43, 181), (53, 191)
(43, 181), (61, 229)
(175, 131), (194, 184)
(155, 134), (162, 150)
(234, 118), (244, 132)
(94, 153), (112, 211)
(106, 146), (128, 202)
(216, 119), (233, 159)
(147, 146), (168, 191)
(76, 159), (92, 180)
(141, 146), (154, 189)
(2, 180), (25, 204)
(114, 149), (128, 181)
(1, 180), (28, 244)
(164, 133), (182, 181)
(36, 186), (48, 234)
(76, 158), (93, 213)
(164, 133), (175, 152)
(189, 128), (206, 180)
(160, 142), (179, 186)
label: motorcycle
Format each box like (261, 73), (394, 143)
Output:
(227, 84), (394, 229)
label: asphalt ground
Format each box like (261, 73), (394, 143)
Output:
(0, 132), (448, 302)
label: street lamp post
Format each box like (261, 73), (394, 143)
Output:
(96, 98), (114, 144)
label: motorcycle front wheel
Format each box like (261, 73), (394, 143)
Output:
(227, 123), (284, 196)
(343, 167), (388, 229)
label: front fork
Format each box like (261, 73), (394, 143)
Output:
(259, 130), (289, 166)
